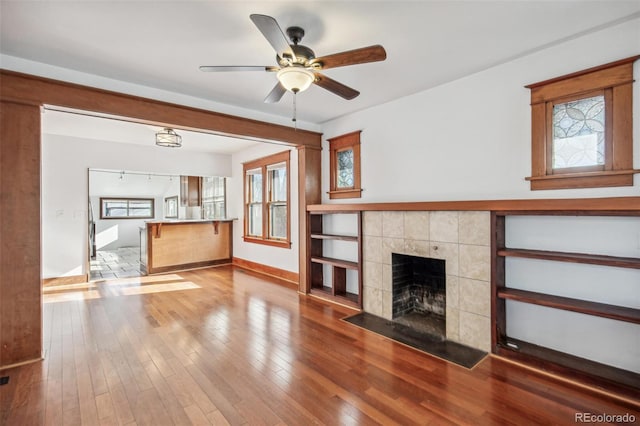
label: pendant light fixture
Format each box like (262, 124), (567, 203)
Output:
(155, 128), (182, 148)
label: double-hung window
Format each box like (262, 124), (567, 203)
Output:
(243, 151), (290, 248)
(201, 176), (226, 219)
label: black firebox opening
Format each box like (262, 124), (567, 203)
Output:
(392, 253), (446, 339)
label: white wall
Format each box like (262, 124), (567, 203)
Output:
(42, 134), (231, 278)
(90, 196), (152, 250)
(229, 143), (299, 274)
(320, 18), (640, 203)
(318, 18), (640, 373)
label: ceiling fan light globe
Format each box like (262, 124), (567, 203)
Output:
(277, 66), (314, 93)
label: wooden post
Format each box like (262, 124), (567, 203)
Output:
(297, 145), (322, 294)
(0, 101), (43, 368)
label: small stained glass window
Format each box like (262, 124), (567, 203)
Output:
(552, 95), (605, 169)
(337, 149), (354, 188)
(328, 131), (361, 199)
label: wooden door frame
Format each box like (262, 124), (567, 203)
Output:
(0, 70), (322, 368)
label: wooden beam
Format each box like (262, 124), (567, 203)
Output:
(0, 70), (322, 148)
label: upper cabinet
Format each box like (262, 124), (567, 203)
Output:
(180, 176), (201, 207)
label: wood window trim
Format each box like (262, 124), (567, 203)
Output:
(525, 55), (640, 190)
(328, 130), (362, 199)
(100, 197), (155, 219)
(243, 150), (291, 249)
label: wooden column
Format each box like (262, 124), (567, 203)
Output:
(0, 101), (42, 368)
(297, 145), (322, 294)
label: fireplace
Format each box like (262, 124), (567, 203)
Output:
(392, 253), (446, 339)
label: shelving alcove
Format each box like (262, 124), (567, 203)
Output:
(307, 209), (363, 309)
(492, 210), (640, 395)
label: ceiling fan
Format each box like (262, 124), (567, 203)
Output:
(200, 14), (387, 103)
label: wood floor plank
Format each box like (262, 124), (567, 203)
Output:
(184, 362), (246, 426)
(108, 384), (136, 425)
(183, 403), (211, 425)
(2, 264), (638, 426)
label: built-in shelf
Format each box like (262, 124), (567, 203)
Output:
(496, 337), (640, 392)
(310, 233), (359, 242)
(307, 211), (362, 309)
(310, 287), (360, 308)
(310, 256), (359, 270)
(492, 210), (640, 398)
(497, 248), (640, 269)
(498, 288), (640, 324)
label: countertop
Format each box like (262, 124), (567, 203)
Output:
(145, 218), (236, 224)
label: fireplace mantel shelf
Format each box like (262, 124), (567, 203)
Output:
(308, 196), (640, 213)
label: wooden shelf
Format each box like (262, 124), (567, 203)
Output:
(309, 287), (360, 309)
(307, 211), (362, 309)
(498, 288), (640, 324)
(497, 248), (640, 269)
(310, 256), (359, 270)
(311, 233), (358, 242)
(492, 211), (640, 396)
(496, 337), (640, 393)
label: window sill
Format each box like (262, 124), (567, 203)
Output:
(328, 188), (363, 200)
(243, 236), (291, 249)
(526, 169), (639, 190)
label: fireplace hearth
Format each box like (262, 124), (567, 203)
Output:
(392, 253), (446, 339)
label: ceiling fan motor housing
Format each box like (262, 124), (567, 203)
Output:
(279, 44), (316, 67)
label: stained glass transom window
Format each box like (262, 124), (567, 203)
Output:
(552, 95), (605, 169)
(337, 149), (354, 188)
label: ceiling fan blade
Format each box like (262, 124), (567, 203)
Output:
(313, 73), (360, 100)
(310, 45), (386, 70)
(199, 66), (278, 72)
(264, 82), (287, 103)
(249, 14), (295, 59)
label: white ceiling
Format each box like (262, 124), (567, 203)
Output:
(2, 1), (640, 126)
(42, 108), (261, 153)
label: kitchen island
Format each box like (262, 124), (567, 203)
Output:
(140, 219), (233, 275)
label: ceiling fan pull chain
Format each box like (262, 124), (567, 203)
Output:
(292, 91), (298, 130)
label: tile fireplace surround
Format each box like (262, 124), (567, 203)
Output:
(362, 211), (491, 352)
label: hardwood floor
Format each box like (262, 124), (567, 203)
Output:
(1, 265), (638, 425)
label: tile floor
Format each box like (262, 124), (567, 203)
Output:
(89, 247), (143, 280)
